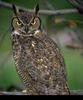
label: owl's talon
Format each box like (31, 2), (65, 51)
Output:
(22, 90), (27, 93)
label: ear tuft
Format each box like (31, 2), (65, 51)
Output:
(12, 4), (18, 15)
(35, 4), (39, 15)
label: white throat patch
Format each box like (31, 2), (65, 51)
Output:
(12, 31), (20, 35)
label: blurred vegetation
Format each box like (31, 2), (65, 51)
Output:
(0, 0), (83, 91)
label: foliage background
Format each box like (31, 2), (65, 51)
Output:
(0, 0), (83, 91)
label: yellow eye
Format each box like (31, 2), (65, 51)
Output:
(16, 21), (22, 26)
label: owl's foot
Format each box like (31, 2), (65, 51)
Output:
(22, 89), (39, 95)
(22, 89), (27, 94)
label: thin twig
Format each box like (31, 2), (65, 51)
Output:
(0, 1), (78, 15)
(68, 0), (83, 10)
(43, 0), (55, 10)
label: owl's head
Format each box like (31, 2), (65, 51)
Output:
(11, 4), (41, 36)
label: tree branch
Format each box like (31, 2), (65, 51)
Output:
(0, 1), (78, 15)
(66, 43), (83, 50)
(0, 91), (26, 95)
(0, 90), (83, 95)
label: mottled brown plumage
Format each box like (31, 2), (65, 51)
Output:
(11, 4), (70, 95)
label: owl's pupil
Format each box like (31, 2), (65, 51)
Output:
(17, 21), (21, 25)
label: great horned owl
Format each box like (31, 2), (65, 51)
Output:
(11, 4), (70, 95)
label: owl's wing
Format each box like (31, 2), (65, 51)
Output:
(25, 36), (67, 85)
